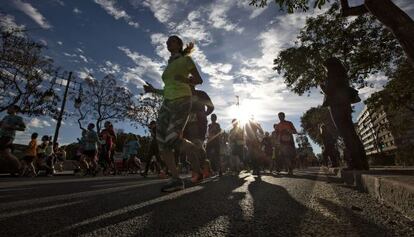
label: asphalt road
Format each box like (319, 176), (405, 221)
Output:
(0, 168), (413, 237)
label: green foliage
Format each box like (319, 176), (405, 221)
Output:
(365, 61), (414, 165)
(366, 60), (414, 114)
(128, 94), (163, 130)
(75, 74), (138, 133)
(274, 4), (403, 95)
(0, 28), (61, 116)
(249, 0), (329, 13)
(300, 106), (338, 146)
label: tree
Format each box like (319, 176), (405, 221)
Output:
(300, 106), (338, 146)
(366, 60), (414, 113)
(75, 74), (137, 133)
(365, 60), (414, 165)
(250, 0), (414, 66)
(273, 3), (403, 95)
(0, 28), (60, 116)
(295, 132), (311, 149)
(128, 93), (163, 130)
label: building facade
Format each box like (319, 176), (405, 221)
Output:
(356, 105), (397, 158)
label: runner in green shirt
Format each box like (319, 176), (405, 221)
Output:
(144, 35), (204, 192)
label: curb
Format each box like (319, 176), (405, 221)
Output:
(320, 166), (341, 177)
(341, 170), (414, 220)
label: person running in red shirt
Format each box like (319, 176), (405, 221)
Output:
(275, 112), (297, 175)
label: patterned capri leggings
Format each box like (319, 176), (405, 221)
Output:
(156, 97), (192, 152)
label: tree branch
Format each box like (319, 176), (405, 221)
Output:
(340, 0), (368, 17)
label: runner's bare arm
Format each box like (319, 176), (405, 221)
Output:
(203, 92), (214, 116)
(189, 67), (203, 85)
(143, 82), (163, 95)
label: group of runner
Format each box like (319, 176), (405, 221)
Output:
(0, 35), (300, 193)
(141, 35), (301, 192)
(0, 105), (68, 176)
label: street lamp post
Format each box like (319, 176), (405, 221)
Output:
(52, 71), (72, 146)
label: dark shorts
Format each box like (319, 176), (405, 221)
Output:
(56, 155), (65, 162)
(231, 144), (244, 157)
(183, 122), (203, 141)
(156, 97), (192, 152)
(22, 155), (35, 163)
(0, 136), (13, 151)
(83, 150), (97, 158)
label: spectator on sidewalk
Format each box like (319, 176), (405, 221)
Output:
(321, 57), (368, 170)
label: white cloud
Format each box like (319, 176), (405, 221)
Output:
(118, 46), (164, 87)
(207, 0), (244, 33)
(57, 41), (63, 45)
(28, 118), (52, 128)
(171, 10), (214, 46)
(149, 32), (233, 88)
(63, 52), (77, 57)
(249, 7), (266, 19)
(79, 55), (89, 63)
(73, 8), (82, 14)
(53, 0), (65, 6)
(150, 33), (170, 59)
(99, 61), (121, 75)
(236, 1), (267, 19)
(12, 0), (52, 29)
(358, 74), (388, 101)
(212, 10), (326, 130)
(77, 67), (94, 80)
(39, 39), (47, 46)
(94, 0), (139, 28)
(237, 12), (312, 85)
(137, 0), (187, 23)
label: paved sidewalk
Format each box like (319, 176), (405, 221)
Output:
(323, 167), (414, 220)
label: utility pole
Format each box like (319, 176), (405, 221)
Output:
(53, 71), (72, 146)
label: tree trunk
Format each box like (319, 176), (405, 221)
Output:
(365, 0), (414, 67)
(96, 121), (101, 134)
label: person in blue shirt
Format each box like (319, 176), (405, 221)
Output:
(81, 123), (99, 175)
(123, 134), (141, 173)
(0, 105), (26, 175)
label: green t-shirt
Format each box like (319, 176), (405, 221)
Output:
(162, 56), (195, 100)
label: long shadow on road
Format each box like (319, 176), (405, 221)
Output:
(0, 172), (392, 237)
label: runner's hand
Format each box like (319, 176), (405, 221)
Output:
(143, 82), (155, 93)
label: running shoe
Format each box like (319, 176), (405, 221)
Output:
(161, 178), (184, 192)
(158, 170), (168, 179)
(191, 171), (203, 183)
(203, 168), (211, 179)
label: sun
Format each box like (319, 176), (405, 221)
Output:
(227, 99), (257, 127)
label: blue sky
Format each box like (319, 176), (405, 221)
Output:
(1, 0), (413, 154)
